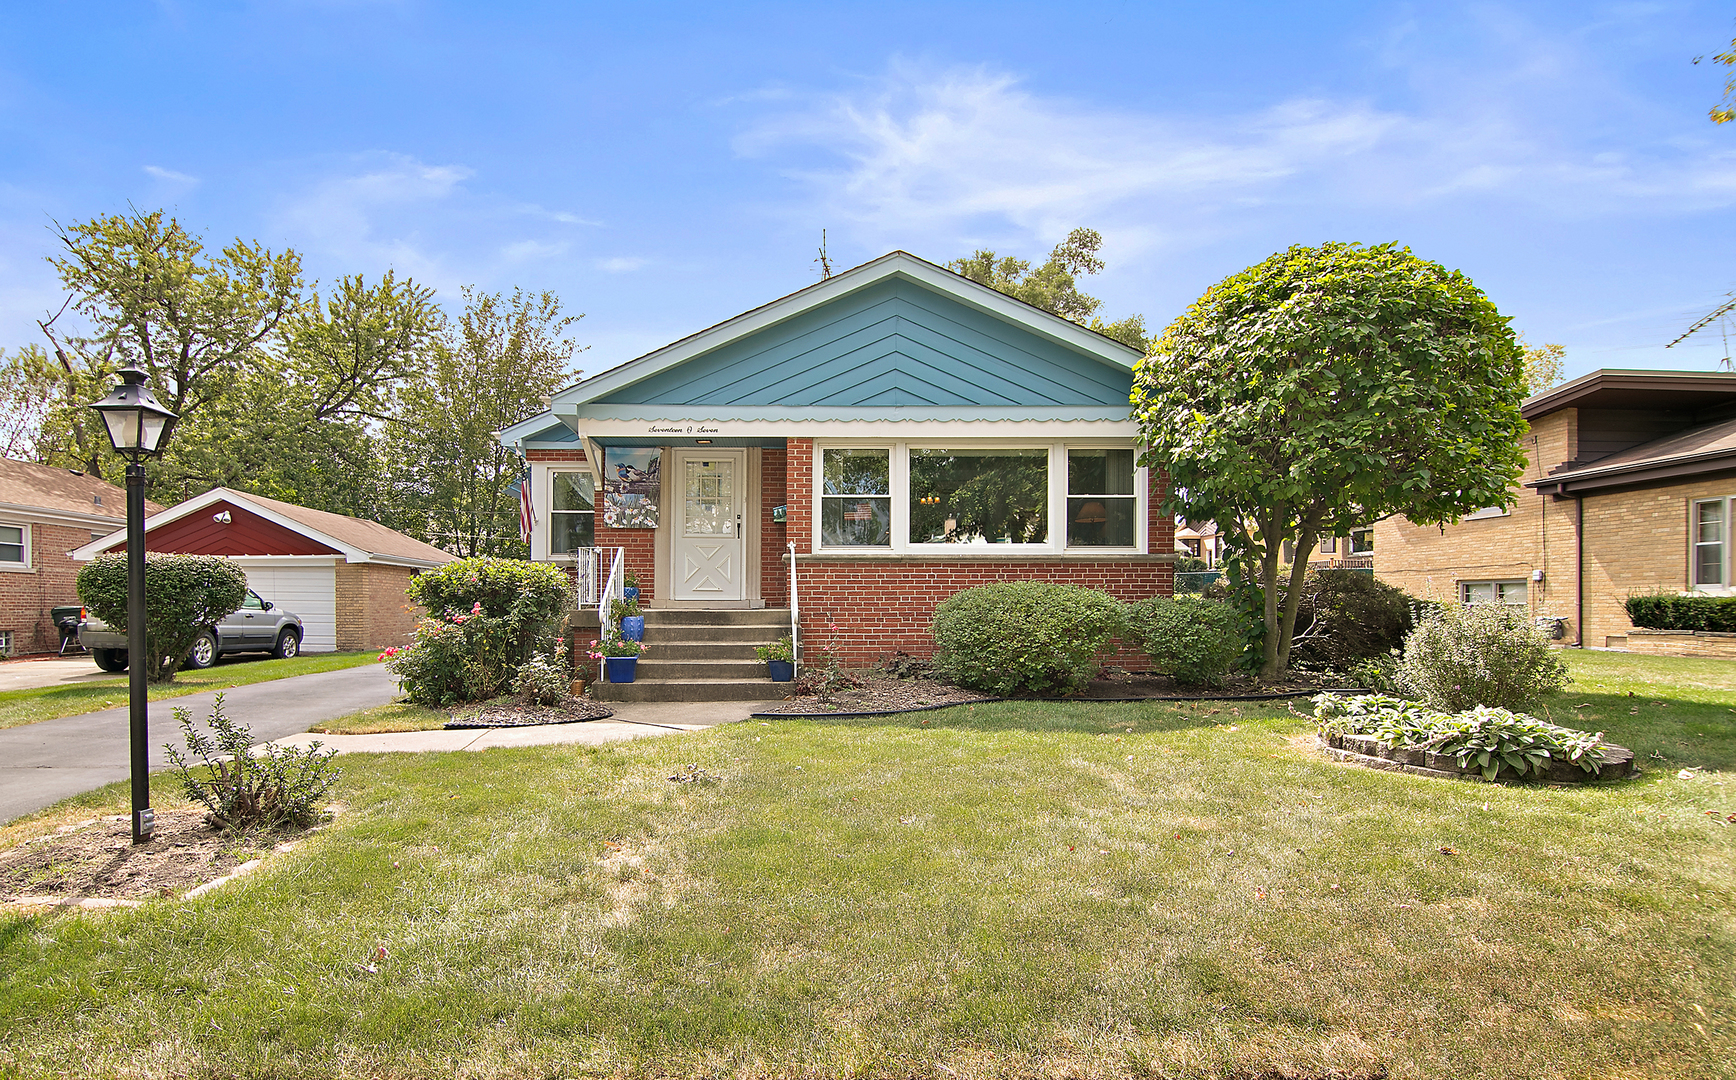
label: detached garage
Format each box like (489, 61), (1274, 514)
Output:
(74, 488), (454, 653)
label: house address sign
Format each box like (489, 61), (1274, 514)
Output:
(647, 424), (722, 435)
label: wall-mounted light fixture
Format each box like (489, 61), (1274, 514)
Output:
(213, 511), (232, 524)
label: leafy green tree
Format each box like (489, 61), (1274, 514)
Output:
(76, 553), (249, 683)
(1701, 36), (1736, 124)
(0, 346), (61, 460)
(35, 209), (304, 482)
(948, 228), (1148, 350)
(383, 287), (583, 556)
(1518, 335), (1566, 396)
(1132, 241), (1528, 678)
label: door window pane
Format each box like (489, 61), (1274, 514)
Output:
(0, 525), (22, 564)
(551, 472), (595, 554)
(683, 459), (735, 537)
(1067, 448), (1136, 547)
(821, 449), (890, 546)
(1696, 500), (1726, 585)
(910, 448), (1048, 544)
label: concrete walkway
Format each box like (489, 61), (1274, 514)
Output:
(0, 655), (113, 692)
(1, 662), (774, 824)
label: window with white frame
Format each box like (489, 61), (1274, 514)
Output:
(821, 448), (891, 547)
(549, 471), (595, 555)
(0, 524), (26, 568)
(815, 442), (1144, 553)
(1067, 448), (1137, 547)
(1693, 497), (1729, 590)
(1460, 580), (1528, 606)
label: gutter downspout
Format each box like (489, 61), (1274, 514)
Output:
(1575, 494), (1584, 647)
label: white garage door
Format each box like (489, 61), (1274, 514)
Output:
(240, 565), (338, 653)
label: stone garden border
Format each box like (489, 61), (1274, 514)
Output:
(1320, 730), (1638, 784)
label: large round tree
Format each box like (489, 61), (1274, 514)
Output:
(1132, 242), (1529, 677)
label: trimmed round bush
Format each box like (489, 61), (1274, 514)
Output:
(1125, 595), (1246, 688)
(930, 581), (1126, 696)
(1398, 603), (1568, 712)
(77, 553), (249, 683)
(1284, 569), (1418, 668)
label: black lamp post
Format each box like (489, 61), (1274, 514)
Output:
(88, 367), (178, 844)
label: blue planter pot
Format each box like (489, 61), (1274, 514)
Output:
(622, 586), (640, 603)
(604, 656), (638, 684)
(767, 660), (794, 682)
(619, 615), (645, 642)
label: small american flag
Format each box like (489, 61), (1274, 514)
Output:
(518, 469), (535, 542)
(844, 502), (872, 521)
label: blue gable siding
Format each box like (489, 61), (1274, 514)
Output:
(595, 278), (1132, 409)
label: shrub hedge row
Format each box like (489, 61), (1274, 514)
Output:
(1624, 592), (1736, 633)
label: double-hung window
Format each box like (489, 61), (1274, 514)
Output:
(821, 449), (891, 547)
(1067, 448), (1136, 547)
(549, 471), (595, 555)
(1694, 497), (1729, 590)
(0, 524), (25, 568)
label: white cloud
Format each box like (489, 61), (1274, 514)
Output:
(143, 164), (199, 185)
(501, 239), (569, 261)
(596, 256), (646, 273)
(734, 59), (1736, 258)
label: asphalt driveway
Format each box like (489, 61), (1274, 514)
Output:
(0, 663), (400, 823)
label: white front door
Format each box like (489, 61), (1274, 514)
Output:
(672, 449), (746, 601)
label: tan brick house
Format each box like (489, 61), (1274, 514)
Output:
(1375, 369), (1736, 651)
(0, 458), (164, 656)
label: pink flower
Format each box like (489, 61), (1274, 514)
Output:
(472, 601), (483, 614)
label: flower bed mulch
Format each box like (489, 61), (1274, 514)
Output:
(444, 695), (615, 729)
(1, 810), (277, 904)
(754, 668), (1361, 718)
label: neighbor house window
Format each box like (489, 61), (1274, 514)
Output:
(820, 449), (890, 547)
(1067, 448), (1136, 547)
(1694, 498), (1728, 589)
(549, 471), (595, 555)
(1319, 535), (1337, 554)
(1461, 580), (1527, 606)
(0, 524), (25, 568)
(1350, 528), (1374, 554)
(910, 447), (1048, 545)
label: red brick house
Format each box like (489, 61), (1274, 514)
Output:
(74, 487), (454, 652)
(501, 251), (1174, 687)
(0, 458), (164, 656)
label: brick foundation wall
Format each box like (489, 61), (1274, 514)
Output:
(1619, 629), (1736, 659)
(784, 438), (1176, 665)
(761, 444), (789, 607)
(0, 520), (115, 656)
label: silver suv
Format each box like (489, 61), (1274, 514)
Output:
(80, 589), (305, 672)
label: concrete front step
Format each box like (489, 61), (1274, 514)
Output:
(639, 625), (787, 644)
(641, 608), (791, 627)
(641, 641), (765, 660)
(593, 678), (789, 703)
(634, 658), (770, 680)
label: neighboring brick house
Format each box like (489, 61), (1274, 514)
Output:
(500, 250), (1175, 670)
(1375, 369), (1736, 653)
(0, 458), (165, 656)
(74, 487), (454, 652)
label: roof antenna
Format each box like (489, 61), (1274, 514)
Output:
(814, 229), (833, 280)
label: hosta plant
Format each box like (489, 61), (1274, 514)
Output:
(1315, 692), (1609, 781)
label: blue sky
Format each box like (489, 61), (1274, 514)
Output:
(3, 1), (1736, 381)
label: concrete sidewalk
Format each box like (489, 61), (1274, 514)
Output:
(270, 700), (770, 755)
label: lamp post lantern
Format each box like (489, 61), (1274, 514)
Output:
(88, 367), (178, 844)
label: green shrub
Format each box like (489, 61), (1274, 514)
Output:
(930, 581), (1125, 696)
(1314, 693), (1608, 781)
(1124, 595), (1246, 687)
(1284, 569), (1417, 668)
(513, 644), (574, 706)
(389, 558), (574, 705)
(1397, 603), (1568, 712)
(1624, 592), (1736, 632)
(165, 693), (341, 832)
(76, 553), (249, 683)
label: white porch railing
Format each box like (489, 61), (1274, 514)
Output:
(787, 540), (799, 677)
(571, 546), (618, 607)
(597, 547), (624, 683)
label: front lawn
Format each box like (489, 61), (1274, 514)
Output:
(0, 651), (382, 731)
(306, 701), (448, 735)
(0, 653), (1731, 1078)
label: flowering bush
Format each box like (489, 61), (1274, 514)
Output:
(387, 558), (575, 706)
(1397, 602), (1568, 712)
